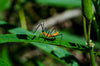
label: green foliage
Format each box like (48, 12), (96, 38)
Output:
(0, 34), (35, 43)
(92, 0), (100, 43)
(0, 21), (100, 49)
(10, 28), (89, 50)
(0, 0), (9, 12)
(0, 58), (11, 66)
(0, 21), (7, 24)
(0, 0), (99, 65)
(35, 0), (81, 8)
(0, 47), (12, 66)
(0, 33), (88, 51)
(31, 42), (81, 66)
(82, 0), (96, 66)
(82, 0), (93, 20)
(92, 17), (99, 41)
(0, 21), (85, 65)
(0, 21), (89, 65)
(92, 0), (100, 15)
(61, 32), (86, 46)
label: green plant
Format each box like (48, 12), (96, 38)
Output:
(82, 0), (100, 66)
(0, 0), (100, 66)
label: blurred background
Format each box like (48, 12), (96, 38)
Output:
(0, 0), (100, 66)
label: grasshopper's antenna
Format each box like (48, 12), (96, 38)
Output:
(41, 22), (44, 32)
(41, 20), (46, 32)
(33, 23), (42, 34)
(33, 20), (46, 33)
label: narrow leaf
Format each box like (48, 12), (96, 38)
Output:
(35, 0), (81, 8)
(0, 46), (12, 66)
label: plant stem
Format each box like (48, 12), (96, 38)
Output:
(19, 9), (27, 29)
(82, 0), (95, 65)
(83, 16), (87, 41)
(90, 47), (95, 66)
(87, 20), (95, 66)
(87, 21), (91, 45)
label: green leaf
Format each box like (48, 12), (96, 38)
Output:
(9, 28), (33, 34)
(61, 31), (86, 46)
(0, 47), (12, 66)
(0, 0), (9, 12)
(0, 34), (36, 43)
(35, 0), (81, 8)
(0, 33), (88, 51)
(31, 42), (82, 66)
(0, 30), (83, 65)
(0, 21), (7, 24)
(0, 21), (99, 49)
(0, 21), (89, 50)
(11, 28), (90, 50)
(0, 58), (11, 66)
